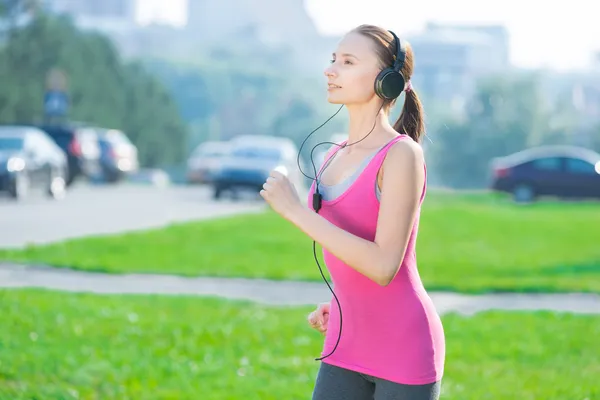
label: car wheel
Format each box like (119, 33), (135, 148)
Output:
(513, 184), (535, 203)
(8, 173), (29, 201)
(213, 185), (223, 200)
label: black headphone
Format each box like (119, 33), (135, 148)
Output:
(374, 30), (407, 100)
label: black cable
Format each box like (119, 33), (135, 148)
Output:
(296, 105), (345, 182)
(311, 240), (342, 361)
(295, 102), (385, 361)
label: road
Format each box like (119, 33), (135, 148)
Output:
(0, 184), (266, 249)
(2, 263), (599, 313)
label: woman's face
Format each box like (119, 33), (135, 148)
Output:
(324, 32), (382, 105)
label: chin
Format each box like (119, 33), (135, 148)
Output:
(326, 89), (367, 105)
(326, 92), (349, 105)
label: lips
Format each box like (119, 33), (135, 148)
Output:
(328, 83), (341, 89)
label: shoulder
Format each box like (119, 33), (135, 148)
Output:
(382, 136), (424, 174)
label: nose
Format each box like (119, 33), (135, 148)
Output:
(324, 65), (337, 78)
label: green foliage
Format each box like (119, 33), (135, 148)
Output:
(2, 7), (594, 179)
(429, 73), (544, 188)
(426, 71), (598, 188)
(0, 0), (39, 28)
(1, 192), (599, 294)
(144, 58), (346, 160)
(0, 13), (187, 167)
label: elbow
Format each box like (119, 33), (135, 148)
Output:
(375, 264), (399, 287)
(376, 276), (393, 287)
(374, 248), (406, 286)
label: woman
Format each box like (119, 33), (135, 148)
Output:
(260, 24), (445, 400)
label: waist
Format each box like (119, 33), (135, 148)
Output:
(322, 284), (444, 383)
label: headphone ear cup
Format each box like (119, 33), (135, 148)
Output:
(374, 69), (405, 100)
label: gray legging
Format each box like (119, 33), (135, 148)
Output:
(312, 362), (442, 400)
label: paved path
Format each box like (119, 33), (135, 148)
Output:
(1, 263), (598, 315)
(0, 184), (265, 249)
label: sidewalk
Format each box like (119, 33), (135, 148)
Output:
(1, 263), (599, 315)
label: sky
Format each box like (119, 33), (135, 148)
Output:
(305, 0), (600, 71)
(135, 0), (599, 71)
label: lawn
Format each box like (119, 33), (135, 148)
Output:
(1, 192), (599, 293)
(0, 289), (598, 399)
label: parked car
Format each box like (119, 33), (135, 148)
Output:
(0, 125), (68, 200)
(186, 141), (230, 184)
(34, 123), (102, 186)
(95, 128), (139, 183)
(490, 145), (600, 202)
(211, 135), (302, 200)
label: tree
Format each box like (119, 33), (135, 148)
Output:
(143, 58), (343, 159)
(0, 0), (40, 37)
(0, 13), (187, 166)
(430, 73), (546, 188)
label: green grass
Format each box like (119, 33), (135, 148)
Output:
(1, 192), (599, 293)
(1, 289), (598, 399)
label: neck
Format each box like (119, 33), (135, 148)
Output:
(345, 100), (391, 147)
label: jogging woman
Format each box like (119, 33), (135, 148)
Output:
(260, 24), (445, 400)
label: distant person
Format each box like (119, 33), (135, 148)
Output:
(260, 24), (445, 400)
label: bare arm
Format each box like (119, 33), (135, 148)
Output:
(288, 140), (425, 286)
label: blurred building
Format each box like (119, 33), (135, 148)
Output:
(187, 0), (317, 44)
(406, 22), (511, 112)
(185, 0), (328, 72)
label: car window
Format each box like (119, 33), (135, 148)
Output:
(103, 130), (132, 145)
(52, 134), (73, 149)
(565, 158), (596, 175)
(532, 157), (562, 171)
(232, 147), (282, 160)
(196, 147), (226, 157)
(0, 137), (24, 150)
(38, 126), (73, 148)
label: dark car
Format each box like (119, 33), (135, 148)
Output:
(211, 136), (302, 200)
(490, 145), (600, 202)
(34, 124), (102, 186)
(0, 125), (68, 200)
(95, 128), (139, 183)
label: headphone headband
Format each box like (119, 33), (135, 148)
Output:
(388, 30), (406, 73)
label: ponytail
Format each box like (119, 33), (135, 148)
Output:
(393, 88), (425, 143)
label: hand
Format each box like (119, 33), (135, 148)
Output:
(307, 302), (330, 335)
(260, 170), (302, 221)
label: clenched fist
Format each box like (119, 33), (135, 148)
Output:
(260, 170), (303, 221)
(307, 302), (330, 335)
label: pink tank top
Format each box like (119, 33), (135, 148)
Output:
(308, 135), (445, 385)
